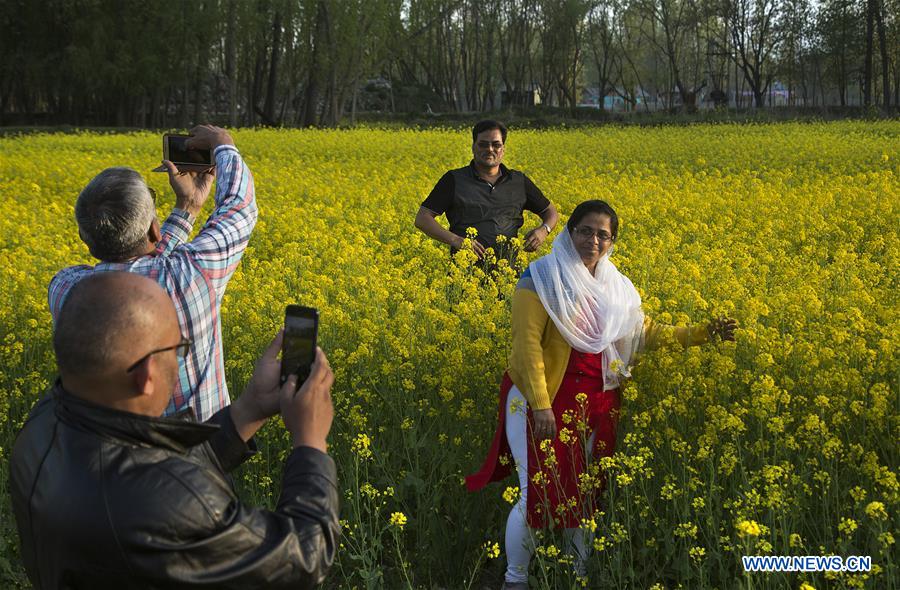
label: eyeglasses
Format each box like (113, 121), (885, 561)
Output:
(147, 186), (157, 203)
(476, 141), (504, 151)
(574, 226), (614, 242)
(126, 337), (192, 373)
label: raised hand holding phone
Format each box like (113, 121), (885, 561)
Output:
(280, 347), (334, 452)
(152, 125), (232, 173)
(161, 159), (214, 218)
(280, 305), (319, 387)
(165, 134), (213, 169)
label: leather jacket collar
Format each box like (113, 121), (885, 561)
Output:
(52, 381), (219, 454)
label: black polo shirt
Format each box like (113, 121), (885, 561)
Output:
(421, 162), (550, 252)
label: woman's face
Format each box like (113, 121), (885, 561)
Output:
(570, 212), (614, 269)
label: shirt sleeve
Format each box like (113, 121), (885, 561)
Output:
(509, 287), (553, 410)
(641, 316), (710, 351)
(155, 209), (195, 256)
(170, 145), (258, 296)
(420, 172), (455, 215)
(48, 266), (91, 322)
(523, 174), (551, 214)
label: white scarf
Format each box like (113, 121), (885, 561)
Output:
(529, 230), (645, 389)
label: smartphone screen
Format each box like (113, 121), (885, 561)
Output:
(164, 134), (213, 166)
(280, 306), (319, 386)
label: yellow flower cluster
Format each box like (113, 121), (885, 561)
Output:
(736, 519), (763, 538)
(350, 433), (372, 459)
(0, 122), (897, 588)
(536, 544), (561, 558)
(865, 501), (888, 521)
(389, 511), (407, 529)
(482, 541), (500, 559)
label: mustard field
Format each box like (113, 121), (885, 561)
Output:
(0, 123), (898, 589)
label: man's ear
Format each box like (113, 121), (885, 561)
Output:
(148, 218), (162, 244)
(78, 228), (100, 259)
(129, 356), (156, 399)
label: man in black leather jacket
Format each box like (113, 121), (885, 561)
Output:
(10, 272), (340, 589)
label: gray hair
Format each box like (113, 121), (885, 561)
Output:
(75, 167), (157, 260)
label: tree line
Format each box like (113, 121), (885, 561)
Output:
(1, 0), (897, 127)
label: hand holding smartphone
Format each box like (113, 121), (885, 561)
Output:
(280, 346), (334, 452)
(152, 134), (214, 172)
(280, 305), (320, 389)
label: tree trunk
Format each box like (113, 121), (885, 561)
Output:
(165, 90), (174, 128)
(250, 48), (267, 126)
(180, 77), (190, 128)
(193, 45), (207, 125)
(328, 69), (339, 126)
(389, 73), (396, 113)
(864, 0), (875, 106)
(263, 10), (282, 125)
(302, 0), (329, 127)
(754, 86), (765, 107)
(874, 0), (890, 107)
(818, 58), (827, 106)
(137, 95), (146, 128)
(895, 71), (900, 107)
(225, 0), (238, 126)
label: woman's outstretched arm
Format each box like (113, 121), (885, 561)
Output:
(642, 316), (736, 351)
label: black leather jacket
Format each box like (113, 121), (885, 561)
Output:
(10, 384), (340, 589)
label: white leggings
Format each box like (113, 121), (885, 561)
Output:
(504, 385), (596, 584)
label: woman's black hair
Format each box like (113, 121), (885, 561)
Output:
(566, 200), (619, 239)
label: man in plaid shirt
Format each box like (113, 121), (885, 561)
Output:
(48, 125), (257, 420)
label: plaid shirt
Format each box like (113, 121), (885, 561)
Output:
(48, 145), (257, 420)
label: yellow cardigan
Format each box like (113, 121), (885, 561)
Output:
(508, 288), (709, 410)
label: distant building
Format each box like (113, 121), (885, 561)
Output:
(500, 83), (541, 108)
(730, 81), (792, 107)
(580, 86), (662, 111)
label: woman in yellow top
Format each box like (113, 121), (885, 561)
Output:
(466, 200), (735, 589)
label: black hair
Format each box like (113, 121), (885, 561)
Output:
(566, 200), (619, 239)
(472, 120), (508, 143)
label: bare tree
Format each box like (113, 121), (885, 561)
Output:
(874, 0), (891, 107)
(725, 0), (782, 107)
(499, 0), (540, 107)
(632, 0), (707, 111)
(587, 0), (619, 110)
(818, 0), (863, 107)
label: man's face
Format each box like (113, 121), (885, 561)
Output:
(125, 291), (183, 416)
(150, 306), (183, 415)
(472, 129), (505, 169)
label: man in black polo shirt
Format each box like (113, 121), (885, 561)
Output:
(415, 120), (559, 265)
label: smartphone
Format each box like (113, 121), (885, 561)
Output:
(280, 305), (319, 387)
(161, 133), (213, 171)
